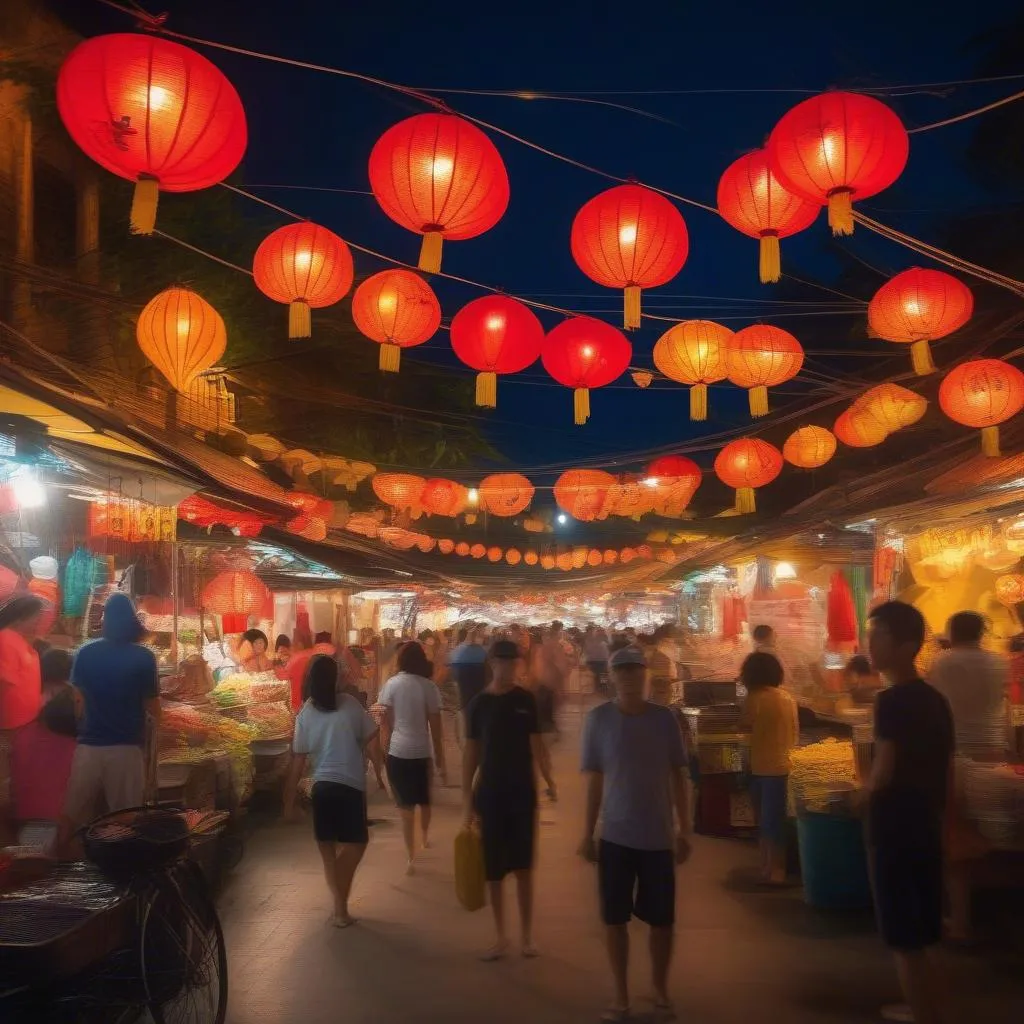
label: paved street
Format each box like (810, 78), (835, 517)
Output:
(219, 710), (1024, 1023)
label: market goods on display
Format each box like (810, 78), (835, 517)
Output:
(789, 738), (859, 813)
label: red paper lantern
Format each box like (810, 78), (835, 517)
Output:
(646, 455), (702, 517)
(450, 296), (544, 407)
(505, 548), (522, 566)
(725, 324), (804, 418)
(603, 549), (619, 566)
(714, 438), (783, 514)
(938, 359), (1024, 457)
(586, 549), (604, 568)
(372, 473), (426, 511)
(420, 478), (469, 517)
(768, 91), (908, 236)
(485, 546), (503, 563)
(368, 112), (509, 273)
(284, 493), (332, 540)
(834, 407), (888, 448)
(178, 495), (269, 537)
(253, 222), (353, 339)
(571, 184), (689, 329)
(470, 544), (487, 559)
(558, 552), (575, 572)
(438, 539), (455, 554)
(346, 513), (380, 539)
(415, 535), (436, 553)
(854, 383), (928, 433)
(620, 548), (637, 564)
(57, 34), (246, 235)
(783, 426), (836, 469)
(478, 473), (535, 517)
(379, 527), (418, 550)
(652, 320), (733, 421)
(542, 317), (632, 425)
(524, 550), (539, 566)
(455, 541), (471, 557)
(717, 149), (819, 283)
(202, 570), (269, 617)
(606, 478), (656, 519)
(868, 269), (973, 376)
(827, 571), (858, 644)
(351, 269), (441, 372)
(636, 544), (654, 560)
(553, 469), (616, 522)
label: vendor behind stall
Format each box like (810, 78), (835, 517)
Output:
(234, 629), (273, 674)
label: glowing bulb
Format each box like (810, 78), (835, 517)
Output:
(467, 488), (479, 505)
(294, 249), (312, 270)
(430, 155), (454, 177)
(147, 85), (172, 111)
(12, 470), (45, 510)
(821, 133), (839, 164)
(557, 513), (568, 525)
(619, 223), (638, 245)
(377, 291), (398, 312)
(643, 477), (659, 488)
(774, 561), (797, 580)
(903, 299), (921, 317)
(485, 314), (505, 333)
(581, 345), (594, 358)
(176, 317), (191, 337)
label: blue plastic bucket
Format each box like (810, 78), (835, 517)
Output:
(796, 812), (872, 910)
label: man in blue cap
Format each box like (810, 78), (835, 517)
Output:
(579, 645), (691, 1021)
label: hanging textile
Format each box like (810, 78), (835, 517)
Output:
(872, 545), (901, 605)
(827, 571), (858, 644)
(753, 556), (774, 599)
(62, 548), (100, 617)
(720, 594), (746, 640)
(844, 565), (869, 645)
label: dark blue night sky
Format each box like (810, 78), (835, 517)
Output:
(57, 0), (1023, 473)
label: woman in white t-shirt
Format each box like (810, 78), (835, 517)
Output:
(378, 642), (446, 874)
(284, 655), (379, 928)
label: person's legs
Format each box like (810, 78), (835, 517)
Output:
(649, 927), (674, 1007)
(317, 841), (342, 913)
(893, 949), (958, 1024)
(399, 806), (416, 870)
(479, 804), (509, 957)
(103, 746), (145, 813)
(56, 745), (103, 856)
(599, 840), (638, 1013)
(420, 803), (432, 849)
(634, 848), (677, 1009)
(605, 925), (630, 1014)
(333, 842), (367, 923)
(485, 880), (507, 956)
(513, 869), (535, 953)
(761, 775), (789, 884)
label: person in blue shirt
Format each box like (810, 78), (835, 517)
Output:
(57, 593), (160, 853)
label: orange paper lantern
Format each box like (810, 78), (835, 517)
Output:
(834, 407), (888, 448)
(253, 222), (353, 339)
(603, 549), (619, 565)
(415, 535), (436, 553)
(995, 574), (1024, 606)
(855, 383), (928, 433)
(438, 539), (455, 554)
(606, 478), (656, 519)
(136, 286), (226, 393)
(646, 455), (702, 517)
(505, 548), (523, 566)
(938, 359), (1024, 457)
(554, 469), (616, 522)
(345, 513), (380, 539)
(725, 324), (804, 418)
(783, 426), (836, 469)
(351, 269), (441, 372)
(716, 148), (818, 283)
(714, 438), (783, 514)
(486, 546), (503, 563)
(524, 550), (539, 566)
(620, 548), (637, 564)
(632, 370), (654, 389)
(478, 473), (535, 517)
(379, 527), (418, 550)
(470, 544), (486, 559)
(652, 320), (732, 421)
(587, 549), (603, 568)
(557, 552), (575, 572)
(868, 269), (973, 376)
(540, 553), (556, 570)
(571, 184), (689, 329)
(372, 473), (426, 511)
(368, 112), (509, 273)
(202, 570), (269, 617)
(455, 542), (471, 557)
(420, 478), (470, 517)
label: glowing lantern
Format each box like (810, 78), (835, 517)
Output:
(553, 469), (616, 522)
(603, 549), (619, 565)
(783, 426), (836, 469)
(415, 535), (436, 553)
(379, 527), (417, 550)
(57, 34), (246, 235)
(995, 574), (1024, 606)
(455, 541), (471, 557)
(569, 547), (587, 570)
(542, 317), (632, 425)
(372, 473), (426, 511)
(606, 478), (656, 519)
(346, 513), (380, 539)
(587, 549), (603, 568)
(855, 383), (928, 433)
(470, 544), (486, 559)
(478, 473), (535, 517)
(632, 370), (654, 389)
(351, 269), (441, 373)
(505, 548), (522, 566)
(652, 320), (732, 421)
(571, 184), (689, 329)
(636, 544), (654, 560)
(716, 148), (818, 283)
(284, 493), (332, 541)
(420, 478), (469, 517)
(557, 552), (574, 572)
(253, 222), (353, 339)
(438, 539), (455, 554)
(178, 495), (269, 537)
(646, 455), (702, 517)
(368, 112), (509, 273)
(714, 438), (783, 514)
(541, 553), (556, 570)
(524, 550), (539, 566)
(450, 296), (544, 407)
(868, 269), (974, 376)
(768, 92), (908, 236)
(619, 548), (636, 563)
(834, 407), (888, 448)
(137, 287), (227, 396)
(202, 570), (269, 617)
(939, 359), (1024, 457)
(725, 324), (804, 418)
(487, 546), (503, 563)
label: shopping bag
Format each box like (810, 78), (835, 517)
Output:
(454, 827), (486, 911)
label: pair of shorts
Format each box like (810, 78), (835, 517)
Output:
(387, 755), (431, 808)
(64, 744), (145, 825)
(476, 795), (536, 881)
(871, 841), (943, 950)
(311, 781), (368, 844)
(750, 774), (788, 842)
(598, 840), (675, 928)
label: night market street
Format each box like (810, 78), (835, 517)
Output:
(218, 707), (1024, 1024)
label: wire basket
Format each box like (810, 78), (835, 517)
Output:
(82, 807), (189, 882)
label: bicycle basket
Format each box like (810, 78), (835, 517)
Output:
(82, 807), (190, 881)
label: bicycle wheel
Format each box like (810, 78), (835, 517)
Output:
(140, 864), (228, 1024)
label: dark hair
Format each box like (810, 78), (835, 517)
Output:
(40, 648), (73, 686)
(868, 600), (925, 654)
(304, 654), (338, 711)
(948, 611), (984, 646)
(751, 624), (774, 645)
(0, 594), (44, 632)
(242, 628), (268, 648)
(417, 629), (434, 643)
(845, 655), (872, 678)
(275, 634), (291, 651)
(740, 651), (784, 689)
(397, 641), (432, 677)
(314, 631), (332, 645)
(33, 638), (51, 656)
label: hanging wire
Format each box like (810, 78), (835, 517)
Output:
(908, 88), (1024, 133)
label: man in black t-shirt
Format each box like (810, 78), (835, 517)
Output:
(462, 640), (556, 961)
(865, 601), (955, 1024)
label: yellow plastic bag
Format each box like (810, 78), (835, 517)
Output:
(454, 828), (486, 912)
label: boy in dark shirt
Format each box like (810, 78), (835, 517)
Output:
(866, 601), (956, 1024)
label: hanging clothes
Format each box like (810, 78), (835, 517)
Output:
(827, 571), (858, 645)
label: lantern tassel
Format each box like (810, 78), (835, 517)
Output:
(624, 286), (641, 330)
(574, 387), (590, 425)
(910, 339), (935, 376)
(981, 426), (1001, 458)
(379, 343), (401, 373)
(690, 383), (708, 421)
(749, 385), (769, 418)
(736, 487), (756, 515)
(418, 231), (443, 274)
(476, 371), (497, 408)
(759, 233), (781, 284)
(130, 174), (159, 235)
(827, 189), (854, 236)
(288, 300), (312, 339)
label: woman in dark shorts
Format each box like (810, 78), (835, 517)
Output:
(378, 642), (446, 875)
(284, 655), (380, 928)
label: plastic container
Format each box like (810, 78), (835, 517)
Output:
(796, 812), (872, 910)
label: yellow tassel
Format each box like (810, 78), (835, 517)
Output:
(623, 285), (641, 330)
(736, 487), (756, 515)
(476, 371), (497, 408)
(574, 387), (590, 425)
(749, 385), (769, 418)
(130, 174), (159, 235)
(690, 383), (708, 421)
(288, 300), (312, 339)
(910, 339), (935, 376)
(759, 233), (781, 284)
(981, 426), (1000, 458)
(418, 231), (443, 273)
(827, 189), (854, 236)
(379, 343), (401, 372)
